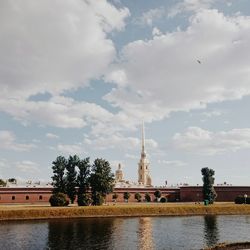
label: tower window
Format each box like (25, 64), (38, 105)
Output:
(12, 196), (15, 200)
(39, 195), (43, 200)
(141, 166), (142, 170)
(26, 196), (29, 200)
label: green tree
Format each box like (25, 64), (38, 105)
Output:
(201, 167), (217, 204)
(154, 190), (162, 201)
(123, 192), (130, 202)
(66, 155), (78, 204)
(0, 179), (6, 187)
(8, 178), (16, 184)
(145, 193), (151, 202)
(135, 192), (142, 202)
(91, 192), (104, 206)
(51, 156), (67, 194)
(89, 158), (114, 205)
(77, 157), (91, 206)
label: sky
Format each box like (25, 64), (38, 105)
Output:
(1, 0), (250, 186)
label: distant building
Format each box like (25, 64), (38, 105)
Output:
(138, 122), (152, 186)
(115, 163), (124, 182)
(1, 122), (249, 204)
(115, 121), (152, 188)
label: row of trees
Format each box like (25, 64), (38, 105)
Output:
(51, 155), (114, 206)
(0, 178), (17, 187)
(113, 190), (165, 203)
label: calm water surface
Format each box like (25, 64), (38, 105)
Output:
(0, 215), (250, 249)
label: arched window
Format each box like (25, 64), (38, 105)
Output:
(26, 196), (29, 200)
(39, 195), (43, 200)
(12, 196), (15, 200)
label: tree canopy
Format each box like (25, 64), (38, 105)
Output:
(65, 155), (78, 203)
(51, 156), (113, 206)
(123, 192), (130, 201)
(51, 156), (67, 194)
(0, 179), (6, 187)
(135, 192), (142, 202)
(201, 167), (217, 204)
(154, 190), (162, 200)
(89, 158), (114, 205)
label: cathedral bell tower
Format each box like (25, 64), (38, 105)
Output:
(138, 122), (152, 186)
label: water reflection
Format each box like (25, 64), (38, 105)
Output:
(47, 218), (114, 250)
(1, 215), (250, 250)
(204, 215), (219, 247)
(138, 217), (155, 250)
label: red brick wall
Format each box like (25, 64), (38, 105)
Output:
(180, 186), (250, 202)
(0, 187), (52, 204)
(1, 186), (249, 204)
(0, 187), (180, 204)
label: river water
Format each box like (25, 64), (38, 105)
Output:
(0, 215), (250, 249)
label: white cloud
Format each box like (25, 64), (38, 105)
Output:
(0, 130), (35, 151)
(84, 133), (158, 151)
(15, 161), (40, 173)
(0, 0), (129, 128)
(0, 159), (7, 176)
(105, 9), (250, 122)
(202, 110), (222, 117)
(125, 153), (138, 159)
(0, 0), (129, 99)
(158, 160), (187, 167)
(46, 133), (59, 139)
(152, 27), (163, 36)
(168, 0), (215, 17)
(173, 127), (250, 155)
(57, 143), (85, 155)
(135, 7), (165, 26)
(0, 96), (114, 128)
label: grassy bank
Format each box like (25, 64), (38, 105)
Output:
(1, 203), (250, 221)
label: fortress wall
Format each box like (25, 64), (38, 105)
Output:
(180, 186), (250, 202)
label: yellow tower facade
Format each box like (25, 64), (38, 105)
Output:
(138, 122), (152, 186)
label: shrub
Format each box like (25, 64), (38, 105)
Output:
(123, 192), (130, 202)
(49, 193), (69, 207)
(77, 193), (92, 206)
(154, 190), (161, 201)
(145, 193), (151, 202)
(160, 197), (167, 203)
(112, 193), (118, 200)
(135, 192), (142, 202)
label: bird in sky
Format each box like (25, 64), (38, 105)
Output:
(197, 59), (201, 64)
